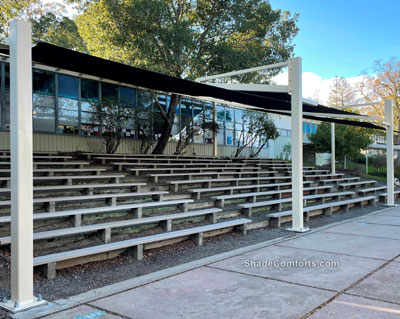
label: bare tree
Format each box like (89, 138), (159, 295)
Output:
(89, 97), (134, 154)
(234, 111), (279, 157)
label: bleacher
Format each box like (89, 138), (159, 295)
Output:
(0, 150), (390, 280)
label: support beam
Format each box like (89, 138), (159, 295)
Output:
(385, 99), (395, 206)
(331, 123), (335, 174)
(0, 19), (44, 313)
(365, 148), (368, 175)
(287, 57), (309, 233)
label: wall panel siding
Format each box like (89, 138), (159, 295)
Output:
(0, 132), (281, 158)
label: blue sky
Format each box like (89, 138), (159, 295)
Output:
(269, 0), (400, 79)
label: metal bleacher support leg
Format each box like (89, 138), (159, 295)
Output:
(99, 228), (111, 243)
(160, 219), (172, 232)
(132, 244), (144, 261)
(72, 214), (82, 227)
(107, 197), (117, 206)
(178, 202), (189, 212)
(42, 262), (56, 280)
(45, 201), (56, 212)
(132, 207), (142, 219)
(191, 232), (203, 246)
(206, 212), (217, 224)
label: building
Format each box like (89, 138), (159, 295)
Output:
(0, 42), (321, 158)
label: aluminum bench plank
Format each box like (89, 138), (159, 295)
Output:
(33, 218), (251, 267)
(267, 196), (377, 227)
(0, 208), (222, 245)
(0, 199), (194, 224)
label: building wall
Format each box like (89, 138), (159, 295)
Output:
(0, 131), (284, 158)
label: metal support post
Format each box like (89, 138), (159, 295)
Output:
(331, 123), (335, 174)
(287, 57), (309, 233)
(1, 19), (45, 312)
(385, 99), (395, 206)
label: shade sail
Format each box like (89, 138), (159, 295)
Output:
(0, 42), (385, 131)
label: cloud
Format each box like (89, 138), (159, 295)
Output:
(271, 72), (367, 105)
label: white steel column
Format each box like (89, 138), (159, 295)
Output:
(1, 19), (44, 312)
(331, 123), (335, 174)
(288, 57), (309, 232)
(385, 99), (395, 206)
(10, 19), (34, 306)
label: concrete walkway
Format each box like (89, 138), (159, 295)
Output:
(19, 206), (400, 319)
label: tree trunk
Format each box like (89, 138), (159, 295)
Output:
(152, 94), (181, 154)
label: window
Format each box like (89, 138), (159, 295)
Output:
(33, 94), (55, 132)
(32, 70), (55, 132)
(101, 83), (118, 100)
(33, 69), (55, 95)
(81, 79), (99, 101)
(80, 80), (99, 136)
(192, 100), (204, 144)
(234, 108), (244, 123)
(120, 87), (136, 138)
(226, 129), (233, 145)
(137, 90), (152, 138)
(58, 74), (78, 99)
(120, 87), (135, 105)
(225, 107), (233, 129)
(312, 123), (317, 133)
(180, 98), (193, 143)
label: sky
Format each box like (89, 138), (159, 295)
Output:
(269, 0), (400, 79)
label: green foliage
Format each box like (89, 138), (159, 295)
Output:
(370, 154), (386, 173)
(89, 97), (135, 153)
(0, 0), (87, 51)
(235, 111), (279, 157)
(76, 0), (299, 80)
(309, 123), (374, 162)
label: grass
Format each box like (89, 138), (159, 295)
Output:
(335, 161), (389, 183)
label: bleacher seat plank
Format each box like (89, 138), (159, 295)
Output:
(267, 196), (377, 227)
(33, 218), (251, 279)
(212, 185), (334, 208)
(0, 208), (222, 245)
(240, 191), (355, 217)
(0, 199), (194, 225)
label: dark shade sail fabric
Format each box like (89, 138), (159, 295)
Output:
(0, 42), (385, 131)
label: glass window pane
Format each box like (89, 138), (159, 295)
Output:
(81, 79), (99, 101)
(226, 129), (233, 145)
(101, 83), (118, 100)
(234, 108), (243, 123)
(217, 105), (224, 122)
(181, 99), (192, 116)
(33, 69), (55, 95)
(58, 74), (78, 99)
(33, 94), (55, 132)
(137, 90), (152, 120)
(120, 87), (135, 105)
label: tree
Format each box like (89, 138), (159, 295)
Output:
(89, 97), (135, 153)
(370, 154), (386, 174)
(234, 111), (279, 157)
(76, 0), (299, 154)
(327, 76), (358, 107)
(0, 0), (86, 51)
(309, 123), (373, 167)
(359, 58), (400, 139)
